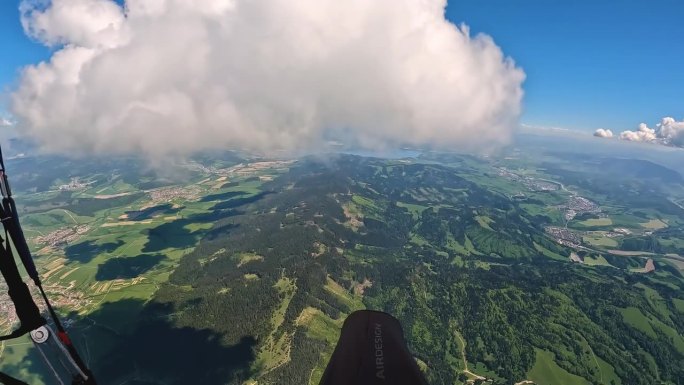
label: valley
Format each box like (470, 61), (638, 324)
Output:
(1, 148), (683, 385)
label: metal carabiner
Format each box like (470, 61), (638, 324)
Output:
(30, 325), (91, 385)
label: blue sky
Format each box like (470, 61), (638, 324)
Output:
(1, 0), (682, 132)
(0, 1), (49, 99)
(446, 0), (684, 131)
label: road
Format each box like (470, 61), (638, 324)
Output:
(62, 209), (78, 224)
(454, 330), (486, 381)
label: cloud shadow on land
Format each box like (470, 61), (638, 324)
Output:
(142, 220), (198, 252)
(200, 191), (248, 202)
(64, 240), (125, 263)
(124, 203), (182, 221)
(142, 209), (244, 252)
(95, 254), (166, 281)
(3, 299), (257, 385)
(97, 300), (257, 385)
(209, 191), (273, 211)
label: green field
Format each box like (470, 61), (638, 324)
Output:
(640, 219), (668, 229)
(579, 218), (613, 227)
(635, 283), (672, 320)
(659, 237), (684, 250)
(396, 201), (429, 219)
(323, 277), (364, 312)
(583, 255), (613, 267)
(596, 356), (622, 385)
(582, 234), (619, 248)
(351, 194), (381, 218)
(619, 307), (657, 338)
(297, 308), (344, 385)
(673, 298), (684, 313)
(519, 203), (563, 224)
(528, 349), (591, 385)
(253, 277), (297, 375)
(475, 215), (494, 231)
(237, 252), (265, 267)
(534, 242), (566, 261)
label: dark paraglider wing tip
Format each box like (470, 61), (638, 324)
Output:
(319, 310), (429, 385)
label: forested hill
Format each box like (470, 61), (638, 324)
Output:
(63, 155), (684, 385)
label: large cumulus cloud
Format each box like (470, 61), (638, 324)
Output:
(620, 123), (657, 142)
(10, 0), (525, 159)
(616, 117), (684, 147)
(657, 117), (684, 147)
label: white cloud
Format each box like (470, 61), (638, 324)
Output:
(618, 118), (684, 147)
(593, 128), (613, 138)
(20, 0), (129, 48)
(620, 123), (657, 142)
(0, 117), (14, 127)
(11, 0), (525, 160)
(657, 117), (684, 147)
